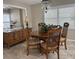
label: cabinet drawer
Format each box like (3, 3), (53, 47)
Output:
(14, 31), (19, 40)
(22, 29), (27, 39)
(3, 32), (14, 45)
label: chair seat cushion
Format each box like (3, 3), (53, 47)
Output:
(28, 38), (44, 45)
(41, 42), (58, 50)
(60, 37), (65, 42)
(28, 38), (39, 45)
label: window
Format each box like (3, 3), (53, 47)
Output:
(44, 5), (75, 29)
(59, 7), (75, 29)
(3, 9), (10, 31)
(3, 8), (24, 32)
(44, 8), (57, 25)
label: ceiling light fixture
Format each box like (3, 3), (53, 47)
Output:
(41, 0), (49, 13)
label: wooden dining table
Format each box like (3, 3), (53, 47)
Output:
(30, 31), (48, 39)
(30, 27), (62, 41)
(31, 27), (62, 39)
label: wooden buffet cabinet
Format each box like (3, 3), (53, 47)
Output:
(3, 28), (31, 48)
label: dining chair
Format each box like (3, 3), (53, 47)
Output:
(40, 28), (61, 59)
(60, 22), (69, 49)
(26, 29), (40, 56)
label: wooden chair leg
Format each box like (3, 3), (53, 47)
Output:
(46, 53), (48, 59)
(52, 51), (54, 53)
(65, 40), (67, 50)
(64, 38), (67, 50)
(27, 47), (29, 56)
(38, 44), (41, 53)
(40, 49), (44, 55)
(57, 49), (59, 59)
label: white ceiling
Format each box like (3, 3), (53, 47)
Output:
(3, 0), (41, 5)
(3, 0), (74, 6)
(50, 0), (74, 6)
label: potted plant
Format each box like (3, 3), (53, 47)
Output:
(38, 23), (48, 33)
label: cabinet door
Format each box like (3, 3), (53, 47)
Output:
(3, 32), (15, 45)
(19, 29), (23, 40)
(14, 31), (19, 41)
(22, 29), (27, 40)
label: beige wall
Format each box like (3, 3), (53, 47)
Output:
(31, 4), (44, 31)
(22, 6), (32, 28)
(26, 6), (32, 28)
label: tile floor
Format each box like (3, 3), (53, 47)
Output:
(3, 39), (75, 59)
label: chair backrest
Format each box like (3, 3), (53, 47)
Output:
(62, 22), (69, 37)
(46, 28), (61, 48)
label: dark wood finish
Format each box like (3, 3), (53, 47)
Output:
(3, 28), (32, 48)
(40, 28), (61, 59)
(30, 28), (61, 59)
(3, 32), (15, 48)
